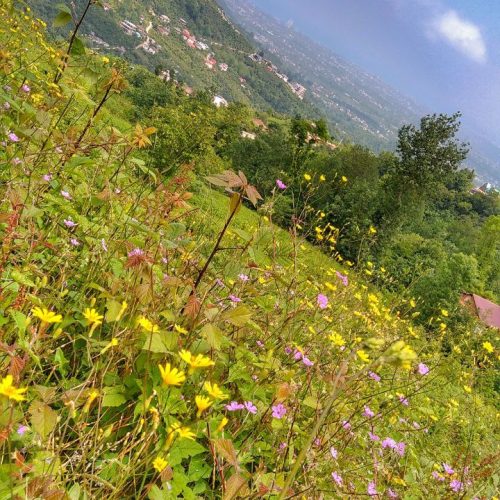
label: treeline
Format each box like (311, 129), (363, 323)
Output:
(126, 66), (500, 326)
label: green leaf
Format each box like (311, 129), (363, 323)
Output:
(53, 10), (72, 27)
(10, 269), (36, 287)
(70, 36), (86, 56)
(141, 332), (178, 353)
(9, 310), (29, 336)
(102, 386), (127, 407)
(30, 402), (58, 439)
(105, 299), (122, 322)
(54, 348), (69, 377)
(222, 305), (252, 327)
(201, 323), (225, 350)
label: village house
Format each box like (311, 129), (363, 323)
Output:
(241, 131), (256, 140)
(288, 81), (307, 99)
(213, 95), (228, 107)
(219, 63), (229, 72)
(460, 293), (500, 329)
(196, 41), (209, 50)
(205, 54), (217, 70)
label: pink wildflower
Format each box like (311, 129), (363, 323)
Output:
(367, 481), (377, 496)
(331, 471), (343, 486)
(302, 356), (314, 367)
(369, 431), (380, 442)
(244, 401), (257, 414)
(450, 479), (462, 493)
(17, 425), (29, 436)
(229, 294), (241, 303)
(317, 293), (328, 309)
(443, 463), (454, 475)
(335, 271), (348, 286)
(395, 442), (406, 456)
(399, 395), (409, 406)
(101, 239), (108, 252)
(382, 437), (397, 449)
(271, 404), (287, 419)
(238, 273), (249, 282)
(8, 132), (19, 142)
(63, 219), (77, 228)
(342, 420), (351, 430)
(418, 363), (429, 375)
(330, 446), (338, 459)
(432, 471), (445, 481)
(363, 405), (375, 418)
(225, 401), (244, 411)
(21, 84), (30, 93)
(61, 190), (71, 200)
(70, 238), (80, 246)
(368, 371), (381, 382)
(276, 179), (287, 190)
(43, 173), (52, 182)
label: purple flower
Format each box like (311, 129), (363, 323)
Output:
(278, 442), (287, 452)
(369, 431), (380, 442)
(342, 420), (351, 430)
(399, 395), (409, 406)
(450, 479), (462, 493)
(317, 293), (328, 309)
(395, 442), (406, 456)
(418, 363), (430, 376)
(256, 340), (264, 348)
(284, 346), (292, 355)
(271, 403), (287, 419)
(128, 248), (144, 257)
(294, 350), (303, 360)
(382, 437), (397, 449)
(443, 463), (454, 475)
(63, 219), (77, 228)
(8, 132), (19, 142)
(43, 173), (53, 182)
(330, 446), (338, 459)
(335, 271), (348, 286)
(61, 190), (71, 200)
(387, 488), (398, 498)
(11, 157), (22, 165)
(367, 481), (377, 496)
(276, 179), (287, 190)
(363, 405), (375, 418)
(368, 371), (381, 382)
(21, 84), (31, 93)
(244, 401), (257, 414)
(101, 239), (108, 252)
(215, 278), (225, 287)
(313, 437), (321, 447)
(413, 421), (421, 429)
(229, 294), (241, 303)
(238, 273), (249, 282)
(331, 471), (343, 486)
(17, 425), (29, 436)
(3, 102), (10, 110)
(432, 471), (445, 481)
(302, 356), (314, 367)
(225, 401), (244, 411)
(70, 238), (80, 246)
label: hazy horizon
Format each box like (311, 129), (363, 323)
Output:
(250, 0), (500, 153)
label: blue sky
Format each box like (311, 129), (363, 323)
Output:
(251, 0), (500, 147)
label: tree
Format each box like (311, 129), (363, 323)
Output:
(394, 112), (469, 191)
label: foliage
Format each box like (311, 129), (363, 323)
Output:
(0, 3), (498, 499)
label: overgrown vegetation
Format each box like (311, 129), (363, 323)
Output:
(0, 2), (498, 499)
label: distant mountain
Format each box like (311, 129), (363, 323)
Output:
(218, 0), (500, 183)
(27, 0), (319, 119)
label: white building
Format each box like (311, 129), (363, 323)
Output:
(213, 95), (228, 107)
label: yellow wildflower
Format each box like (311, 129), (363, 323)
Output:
(341, 176), (347, 182)
(369, 226), (377, 234)
(101, 56), (110, 64)
(195, 395), (212, 417)
(136, 316), (159, 332)
(483, 341), (494, 354)
(158, 363), (186, 386)
(179, 350), (215, 371)
(319, 174), (326, 181)
(203, 381), (228, 400)
(153, 456), (168, 473)
(100, 338), (119, 354)
(174, 324), (188, 334)
(0, 375), (27, 402)
(83, 389), (100, 413)
(329, 333), (345, 346)
(303, 173), (312, 181)
(356, 350), (370, 363)
(441, 309), (449, 317)
(83, 308), (103, 325)
(217, 416), (229, 432)
(32, 306), (62, 324)
(115, 301), (128, 321)
(167, 422), (196, 443)
(464, 385), (472, 393)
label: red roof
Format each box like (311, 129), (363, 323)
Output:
(470, 294), (500, 329)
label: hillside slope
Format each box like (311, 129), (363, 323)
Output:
(0, 3), (498, 498)
(27, 0), (319, 119)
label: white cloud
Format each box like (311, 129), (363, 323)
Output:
(431, 10), (487, 63)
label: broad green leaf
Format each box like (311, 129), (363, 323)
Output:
(222, 305), (252, 327)
(30, 402), (58, 439)
(70, 36), (86, 56)
(102, 386), (127, 407)
(53, 10), (72, 27)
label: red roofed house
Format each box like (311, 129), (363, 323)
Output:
(460, 293), (500, 329)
